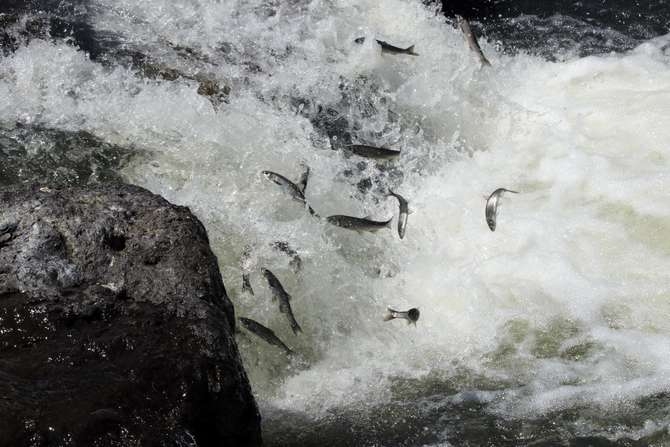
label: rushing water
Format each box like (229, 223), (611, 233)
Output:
(2, 0), (670, 445)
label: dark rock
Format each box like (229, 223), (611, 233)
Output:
(0, 183), (262, 446)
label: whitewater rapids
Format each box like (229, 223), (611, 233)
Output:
(1, 0), (670, 443)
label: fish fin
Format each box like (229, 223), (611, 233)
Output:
(405, 45), (419, 56)
(291, 320), (303, 335)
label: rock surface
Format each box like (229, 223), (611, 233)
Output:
(0, 183), (261, 446)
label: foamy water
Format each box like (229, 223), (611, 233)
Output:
(1, 0), (670, 443)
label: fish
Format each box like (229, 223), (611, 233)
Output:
(239, 317), (294, 355)
(354, 36), (418, 56)
(485, 188), (519, 231)
(242, 274), (254, 295)
(388, 189), (409, 239)
(456, 15), (491, 66)
(270, 241), (302, 273)
(345, 144), (401, 160)
(261, 170), (307, 204)
(240, 245), (255, 295)
(377, 39), (419, 56)
(261, 167), (318, 216)
(297, 163), (310, 193)
(383, 307), (420, 325)
(262, 268), (302, 335)
(327, 215), (393, 233)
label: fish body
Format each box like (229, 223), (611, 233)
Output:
(485, 188), (518, 231)
(240, 245), (255, 295)
(376, 39), (419, 56)
(345, 144), (401, 160)
(262, 268), (302, 334)
(297, 163), (310, 193)
(242, 273), (254, 295)
(262, 170), (306, 203)
(383, 307), (420, 325)
(270, 241), (302, 273)
(327, 215), (393, 232)
(354, 37), (418, 56)
(388, 189), (409, 239)
(262, 168), (318, 216)
(239, 317), (293, 355)
(456, 15), (491, 66)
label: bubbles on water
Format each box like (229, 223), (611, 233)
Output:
(2, 0), (670, 443)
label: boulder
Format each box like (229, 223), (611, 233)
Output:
(0, 183), (262, 446)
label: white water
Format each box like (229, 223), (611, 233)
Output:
(2, 0), (670, 441)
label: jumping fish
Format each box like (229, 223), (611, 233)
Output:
(388, 189), (409, 239)
(270, 241), (302, 273)
(383, 307), (420, 325)
(456, 15), (491, 66)
(261, 166), (318, 215)
(262, 268), (302, 335)
(485, 188), (518, 231)
(354, 37), (419, 56)
(240, 245), (254, 295)
(327, 215), (393, 233)
(345, 144), (401, 160)
(239, 317), (294, 355)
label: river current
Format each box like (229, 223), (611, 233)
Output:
(1, 0), (670, 445)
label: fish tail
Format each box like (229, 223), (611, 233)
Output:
(383, 307), (396, 321)
(307, 205), (320, 217)
(506, 189), (520, 194)
(405, 45), (418, 56)
(290, 317), (303, 335)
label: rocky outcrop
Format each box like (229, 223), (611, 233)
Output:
(0, 183), (261, 446)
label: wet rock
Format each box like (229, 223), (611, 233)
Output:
(0, 124), (134, 187)
(0, 183), (262, 446)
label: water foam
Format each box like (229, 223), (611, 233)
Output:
(1, 0), (670, 441)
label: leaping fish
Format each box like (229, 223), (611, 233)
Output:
(354, 37), (419, 56)
(239, 317), (293, 355)
(456, 15), (491, 66)
(345, 144), (401, 160)
(485, 188), (518, 231)
(383, 307), (420, 325)
(262, 268), (302, 335)
(327, 215), (393, 233)
(388, 189), (409, 239)
(240, 245), (255, 295)
(262, 164), (318, 215)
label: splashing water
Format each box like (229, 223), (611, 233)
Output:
(1, 0), (670, 444)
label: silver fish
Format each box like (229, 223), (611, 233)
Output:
(270, 241), (302, 273)
(456, 15), (491, 66)
(383, 307), (420, 325)
(261, 170), (306, 203)
(262, 268), (302, 335)
(239, 317), (293, 355)
(262, 168), (318, 216)
(240, 245), (254, 295)
(327, 215), (393, 232)
(388, 189), (409, 239)
(485, 188), (518, 231)
(345, 144), (401, 160)
(377, 39), (419, 56)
